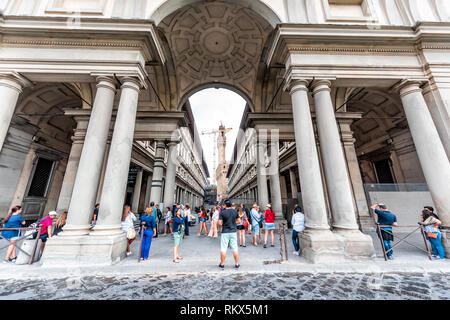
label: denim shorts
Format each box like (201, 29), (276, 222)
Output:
(265, 223), (275, 230)
(252, 224), (260, 235)
(221, 233), (238, 253)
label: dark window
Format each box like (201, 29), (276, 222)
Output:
(374, 159), (394, 183)
(27, 158), (54, 197)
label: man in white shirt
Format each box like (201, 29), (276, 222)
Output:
(291, 206), (305, 256)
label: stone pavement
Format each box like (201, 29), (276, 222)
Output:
(0, 223), (449, 299)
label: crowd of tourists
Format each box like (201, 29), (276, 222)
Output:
(0, 199), (447, 265)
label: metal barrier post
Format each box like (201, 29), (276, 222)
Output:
(283, 222), (288, 261)
(278, 226), (283, 262)
(29, 226), (42, 264)
(419, 223), (433, 261)
(376, 223), (388, 261)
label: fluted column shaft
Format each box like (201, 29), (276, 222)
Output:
(289, 168), (298, 199)
(94, 78), (141, 235)
(63, 77), (116, 235)
(312, 80), (359, 230)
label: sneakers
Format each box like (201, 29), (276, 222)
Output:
(218, 264), (225, 270)
(126, 252), (132, 256)
(234, 264), (240, 270)
(387, 256), (394, 260)
(293, 251), (300, 256)
(271, 244), (275, 248)
(263, 244), (267, 248)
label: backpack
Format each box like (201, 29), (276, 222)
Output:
(29, 217), (49, 239)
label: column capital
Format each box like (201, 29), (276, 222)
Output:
(95, 76), (117, 92)
(285, 78), (311, 95)
(0, 72), (32, 93)
(120, 77), (142, 92)
(392, 79), (426, 97)
(311, 79), (334, 95)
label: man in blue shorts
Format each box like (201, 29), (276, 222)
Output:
(218, 199), (241, 269)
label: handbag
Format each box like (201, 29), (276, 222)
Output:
(127, 229), (136, 240)
(427, 232), (438, 239)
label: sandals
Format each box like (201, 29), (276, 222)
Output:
(173, 259), (180, 263)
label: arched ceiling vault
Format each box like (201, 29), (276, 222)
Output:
(158, 1), (274, 111)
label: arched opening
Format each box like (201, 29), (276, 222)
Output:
(188, 88), (247, 201)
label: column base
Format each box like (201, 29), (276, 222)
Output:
(41, 233), (127, 267)
(298, 229), (345, 264)
(333, 229), (376, 261)
(90, 224), (123, 236)
(58, 224), (93, 236)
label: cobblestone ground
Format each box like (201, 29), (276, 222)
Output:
(0, 272), (449, 300)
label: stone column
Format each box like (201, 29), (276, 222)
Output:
(311, 80), (359, 231)
(131, 167), (143, 213)
(288, 79), (349, 263)
(56, 117), (88, 211)
(94, 78), (141, 236)
(280, 175), (288, 201)
(396, 81), (450, 256)
(289, 80), (330, 230)
(256, 134), (269, 207)
(289, 168), (298, 200)
(144, 172), (152, 206)
(62, 77), (116, 236)
(268, 140), (283, 219)
(0, 75), (27, 153)
(337, 117), (372, 231)
(150, 141), (166, 204)
(163, 141), (179, 209)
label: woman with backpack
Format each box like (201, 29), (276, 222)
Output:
(121, 205), (137, 256)
(2, 206), (25, 263)
(173, 208), (186, 263)
(421, 209), (445, 260)
(139, 208), (156, 261)
(263, 204), (276, 248)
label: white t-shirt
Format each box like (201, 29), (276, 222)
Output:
(291, 212), (305, 232)
(212, 210), (219, 221)
(121, 212), (137, 232)
(185, 209), (191, 220)
(165, 211), (172, 224)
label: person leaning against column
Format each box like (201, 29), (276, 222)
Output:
(121, 205), (137, 256)
(38, 211), (58, 257)
(139, 208), (156, 261)
(420, 209), (445, 260)
(370, 203), (398, 260)
(172, 208), (186, 263)
(291, 206), (305, 256)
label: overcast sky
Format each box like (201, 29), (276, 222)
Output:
(189, 88), (246, 183)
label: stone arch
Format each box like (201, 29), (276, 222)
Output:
(150, 0), (282, 27)
(156, 0), (277, 112)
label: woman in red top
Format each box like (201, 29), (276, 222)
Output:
(263, 204), (276, 248)
(197, 206), (209, 236)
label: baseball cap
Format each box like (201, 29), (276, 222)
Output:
(48, 211), (58, 216)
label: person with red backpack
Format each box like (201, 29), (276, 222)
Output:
(38, 211), (58, 256)
(263, 204), (276, 248)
